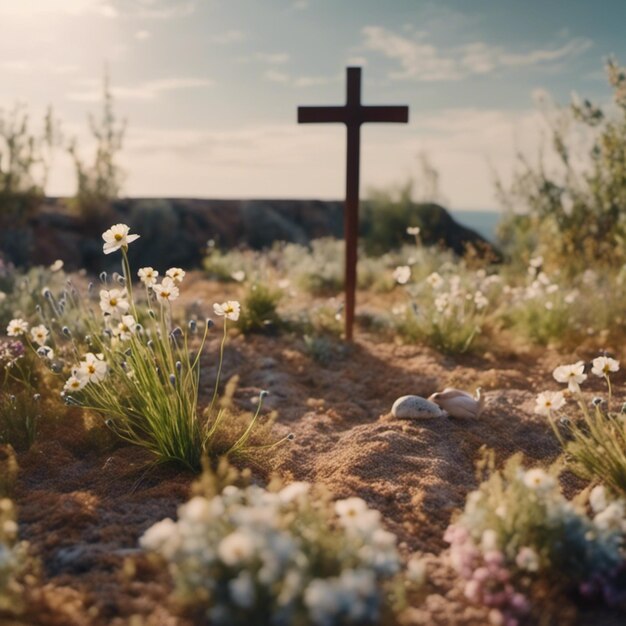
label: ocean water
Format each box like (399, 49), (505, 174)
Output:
(450, 209), (502, 243)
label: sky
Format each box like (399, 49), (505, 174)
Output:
(0, 0), (624, 210)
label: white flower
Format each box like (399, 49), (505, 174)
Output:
(481, 529), (498, 551)
(114, 315), (137, 341)
(335, 497), (381, 535)
(153, 277), (180, 303)
(213, 300), (241, 321)
(217, 531), (256, 566)
(166, 267), (185, 283)
(407, 226), (421, 236)
(279, 482), (310, 503)
(77, 353), (107, 383)
(7, 318), (28, 337)
(64, 375), (87, 393)
(137, 267), (159, 286)
(474, 291), (488, 310)
(231, 270), (246, 282)
(426, 272), (444, 289)
(593, 501), (625, 532)
(335, 497), (368, 520)
(406, 556), (426, 585)
(229, 571), (256, 609)
(392, 265), (411, 285)
(49, 259), (64, 272)
(515, 546), (539, 572)
(529, 255), (544, 268)
(0, 291), (5, 303)
(522, 468), (556, 492)
(589, 485), (608, 514)
(591, 356), (619, 378)
(30, 324), (49, 346)
(140, 518), (180, 559)
(304, 579), (342, 624)
(534, 390), (566, 416)
(102, 223), (140, 255)
(99, 289), (130, 316)
(553, 361), (587, 393)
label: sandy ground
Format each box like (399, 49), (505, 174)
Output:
(6, 275), (625, 625)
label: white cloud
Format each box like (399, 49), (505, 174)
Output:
(1, 60), (79, 75)
(292, 0), (308, 9)
(294, 75), (333, 87)
(123, 0), (196, 19)
(0, 0), (117, 17)
(361, 26), (592, 81)
(67, 77), (213, 101)
(346, 56), (368, 67)
(256, 52), (290, 65)
(210, 29), (245, 44)
(264, 70), (290, 83)
(134, 30), (151, 41)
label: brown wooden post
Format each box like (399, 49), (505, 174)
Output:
(298, 67), (409, 340)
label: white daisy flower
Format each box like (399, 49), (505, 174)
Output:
(7, 318), (28, 337)
(392, 265), (411, 285)
(217, 531), (256, 566)
(534, 390), (566, 416)
(64, 375), (87, 393)
(166, 267), (186, 283)
(102, 223), (140, 255)
(213, 300), (241, 321)
(591, 356), (619, 378)
(138, 267), (159, 286)
(77, 353), (108, 383)
(553, 361), (587, 393)
(99, 289), (130, 316)
(522, 468), (556, 492)
(115, 315), (137, 341)
(154, 277), (180, 303)
(30, 324), (49, 346)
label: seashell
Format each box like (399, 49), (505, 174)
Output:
(428, 387), (484, 419)
(391, 395), (446, 419)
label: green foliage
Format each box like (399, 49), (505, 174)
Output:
(544, 364), (626, 497)
(393, 266), (497, 354)
(0, 104), (59, 218)
(497, 59), (626, 272)
(0, 391), (41, 452)
(237, 283), (282, 334)
(68, 70), (125, 219)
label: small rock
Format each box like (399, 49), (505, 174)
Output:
(391, 395), (444, 419)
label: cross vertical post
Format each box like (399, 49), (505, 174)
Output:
(298, 67), (409, 341)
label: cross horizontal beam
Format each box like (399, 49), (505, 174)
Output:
(298, 105), (409, 125)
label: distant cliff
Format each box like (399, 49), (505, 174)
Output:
(1, 197), (500, 272)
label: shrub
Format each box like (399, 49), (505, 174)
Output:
(393, 265), (500, 354)
(536, 354), (626, 496)
(68, 70), (125, 221)
(5, 225), (287, 471)
(497, 59), (626, 273)
(140, 473), (409, 626)
(446, 451), (626, 624)
(237, 283), (283, 334)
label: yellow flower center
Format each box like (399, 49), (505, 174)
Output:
(114, 233), (123, 241)
(87, 365), (96, 374)
(110, 298), (118, 306)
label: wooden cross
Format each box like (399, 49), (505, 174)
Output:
(298, 66), (409, 341)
